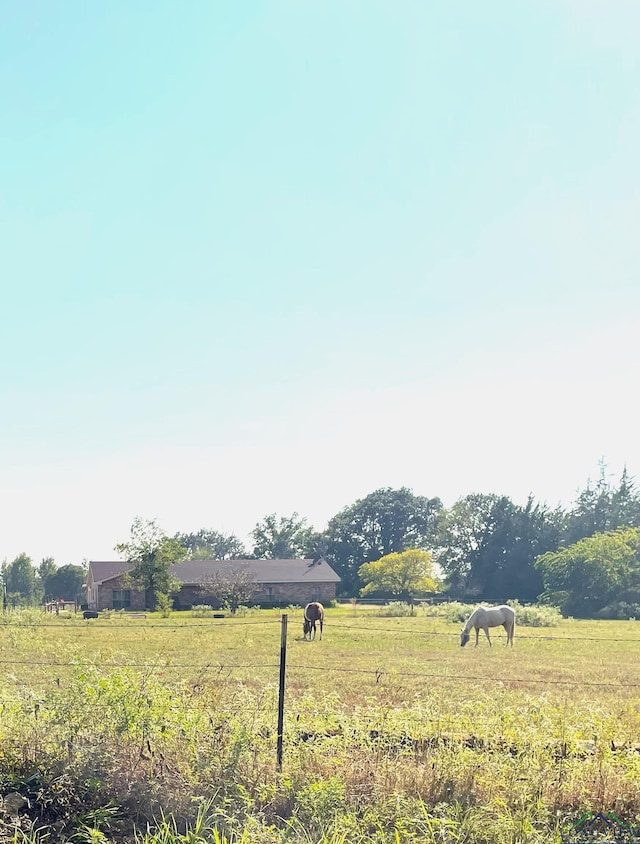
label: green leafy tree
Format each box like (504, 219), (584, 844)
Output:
(43, 564), (86, 602)
(38, 557), (58, 588)
(358, 549), (439, 601)
(2, 553), (39, 605)
(535, 527), (640, 617)
(324, 487), (442, 595)
(468, 497), (561, 600)
(434, 493), (499, 593)
(251, 513), (316, 559)
(174, 529), (247, 560)
(115, 518), (186, 611)
(435, 494), (562, 600)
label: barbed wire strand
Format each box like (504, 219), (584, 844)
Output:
(1, 654), (638, 689)
(0, 618), (279, 630)
(329, 622), (640, 643)
(286, 661), (640, 688)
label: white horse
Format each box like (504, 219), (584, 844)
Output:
(460, 605), (515, 648)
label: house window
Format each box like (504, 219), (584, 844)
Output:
(112, 589), (131, 610)
(267, 587), (274, 600)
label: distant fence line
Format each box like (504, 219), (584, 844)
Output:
(342, 597), (539, 606)
(2, 614), (640, 642)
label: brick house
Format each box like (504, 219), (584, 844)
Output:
(86, 558), (341, 611)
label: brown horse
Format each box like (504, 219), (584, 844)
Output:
(303, 601), (324, 640)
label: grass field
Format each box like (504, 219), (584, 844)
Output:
(1, 603), (640, 843)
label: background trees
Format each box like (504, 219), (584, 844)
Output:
(4, 462), (640, 616)
(174, 529), (247, 560)
(434, 494), (562, 600)
(115, 518), (186, 610)
(535, 528), (640, 617)
(324, 487), (442, 595)
(250, 513), (317, 559)
(42, 564), (86, 602)
(563, 466), (640, 545)
(1, 554), (39, 606)
(0, 556), (86, 607)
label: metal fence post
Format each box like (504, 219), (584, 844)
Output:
(276, 613), (288, 772)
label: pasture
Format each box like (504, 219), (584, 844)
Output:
(1, 604), (640, 843)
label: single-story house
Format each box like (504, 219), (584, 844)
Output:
(86, 557), (341, 611)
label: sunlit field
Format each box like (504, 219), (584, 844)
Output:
(2, 603), (640, 843)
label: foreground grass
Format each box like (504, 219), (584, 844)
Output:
(1, 605), (640, 842)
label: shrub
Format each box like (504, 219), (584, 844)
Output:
(595, 601), (640, 620)
(421, 601), (562, 626)
(507, 600), (561, 627)
(375, 601), (416, 617)
(442, 602), (477, 623)
(192, 605), (212, 618)
(155, 593), (173, 618)
(0, 607), (46, 626)
(294, 776), (346, 833)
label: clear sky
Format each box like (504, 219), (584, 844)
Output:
(2, 0), (639, 565)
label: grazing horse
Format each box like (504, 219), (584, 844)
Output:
(460, 605), (515, 648)
(303, 602), (324, 640)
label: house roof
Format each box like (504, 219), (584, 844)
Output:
(88, 561), (132, 585)
(88, 558), (341, 586)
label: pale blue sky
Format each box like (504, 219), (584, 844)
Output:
(2, 1), (639, 564)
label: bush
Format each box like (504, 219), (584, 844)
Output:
(375, 601), (416, 617)
(420, 601), (562, 626)
(155, 592), (173, 618)
(294, 776), (346, 833)
(0, 607), (46, 626)
(192, 605), (212, 618)
(507, 600), (561, 627)
(595, 601), (640, 620)
(441, 602), (477, 623)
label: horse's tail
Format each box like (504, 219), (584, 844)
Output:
(507, 608), (515, 645)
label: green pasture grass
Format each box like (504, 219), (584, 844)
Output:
(2, 605), (640, 842)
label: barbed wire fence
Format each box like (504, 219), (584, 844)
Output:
(2, 612), (640, 770)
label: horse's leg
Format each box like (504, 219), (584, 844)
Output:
(474, 627), (479, 646)
(484, 627), (492, 647)
(319, 616), (323, 640)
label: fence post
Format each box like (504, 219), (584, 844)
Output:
(276, 613), (288, 772)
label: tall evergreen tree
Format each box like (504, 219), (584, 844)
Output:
(564, 464), (640, 544)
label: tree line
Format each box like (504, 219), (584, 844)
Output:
(4, 463), (640, 617)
